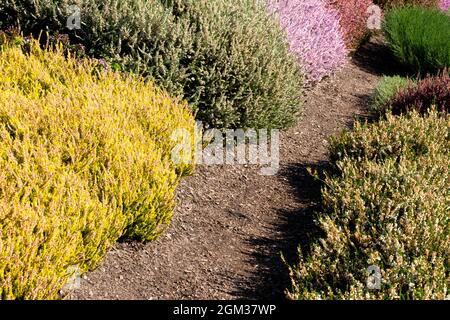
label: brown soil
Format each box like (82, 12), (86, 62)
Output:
(69, 39), (387, 300)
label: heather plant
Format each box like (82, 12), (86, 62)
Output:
(267, 0), (348, 85)
(0, 0), (303, 129)
(0, 39), (195, 299)
(385, 72), (450, 115)
(327, 0), (374, 50)
(288, 110), (449, 299)
(439, 0), (450, 11)
(383, 6), (450, 75)
(371, 76), (412, 113)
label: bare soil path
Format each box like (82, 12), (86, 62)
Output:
(70, 40), (389, 300)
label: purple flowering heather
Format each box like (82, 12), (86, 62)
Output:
(267, 0), (348, 85)
(439, 0), (450, 12)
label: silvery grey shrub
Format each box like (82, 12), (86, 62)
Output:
(0, 0), (304, 129)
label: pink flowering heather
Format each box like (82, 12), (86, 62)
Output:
(267, 0), (348, 85)
(439, 0), (450, 11)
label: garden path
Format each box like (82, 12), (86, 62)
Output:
(69, 39), (391, 300)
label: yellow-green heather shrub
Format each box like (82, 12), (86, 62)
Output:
(0, 39), (195, 299)
(288, 110), (449, 299)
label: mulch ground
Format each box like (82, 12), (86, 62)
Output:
(69, 38), (395, 300)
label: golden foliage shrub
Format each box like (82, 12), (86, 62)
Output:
(0, 40), (195, 299)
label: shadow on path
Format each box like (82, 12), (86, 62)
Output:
(234, 162), (327, 299)
(352, 36), (414, 78)
(233, 37), (392, 299)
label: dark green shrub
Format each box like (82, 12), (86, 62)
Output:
(288, 110), (449, 299)
(383, 6), (450, 75)
(0, 0), (303, 129)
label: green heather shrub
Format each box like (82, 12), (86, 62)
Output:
(383, 6), (450, 75)
(0, 39), (195, 299)
(0, 0), (303, 129)
(288, 110), (449, 299)
(371, 76), (413, 113)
